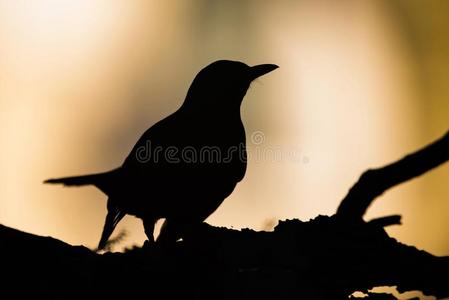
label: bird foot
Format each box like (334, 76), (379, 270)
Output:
(142, 239), (155, 250)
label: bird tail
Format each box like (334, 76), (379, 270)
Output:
(44, 169), (119, 195)
(44, 173), (102, 186)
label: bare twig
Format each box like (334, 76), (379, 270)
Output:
(1, 131), (448, 299)
(336, 131), (449, 220)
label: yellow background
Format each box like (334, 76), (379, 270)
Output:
(1, 1), (448, 257)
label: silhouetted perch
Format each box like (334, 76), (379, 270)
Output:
(337, 131), (449, 220)
(1, 131), (448, 299)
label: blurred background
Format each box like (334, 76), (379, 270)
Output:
(1, 0), (448, 258)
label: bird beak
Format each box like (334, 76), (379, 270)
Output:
(249, 64), (279, 80)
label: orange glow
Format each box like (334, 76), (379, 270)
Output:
(0, 0), (448, 260)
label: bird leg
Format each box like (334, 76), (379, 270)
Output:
(157, 218), (188, 244)
(142, 217), (156, 243)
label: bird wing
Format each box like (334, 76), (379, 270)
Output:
(119, 109), (246, 200)
(97, 203), (126, 250)
(113, 109), (247, 220)
(122, 111), (181, 169)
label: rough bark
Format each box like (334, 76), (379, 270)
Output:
(1, 131), (448, 299)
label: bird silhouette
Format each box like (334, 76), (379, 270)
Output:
(45, 60), (278, 249)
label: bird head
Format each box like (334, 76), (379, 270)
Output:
(182, 60), (278, 113)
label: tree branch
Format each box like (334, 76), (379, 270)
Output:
(1, 217), (448, 299)
(336, 131), (449, 220)
(1, 131), (448, 299)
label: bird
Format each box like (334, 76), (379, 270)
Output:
(44, 60), (278, 250)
